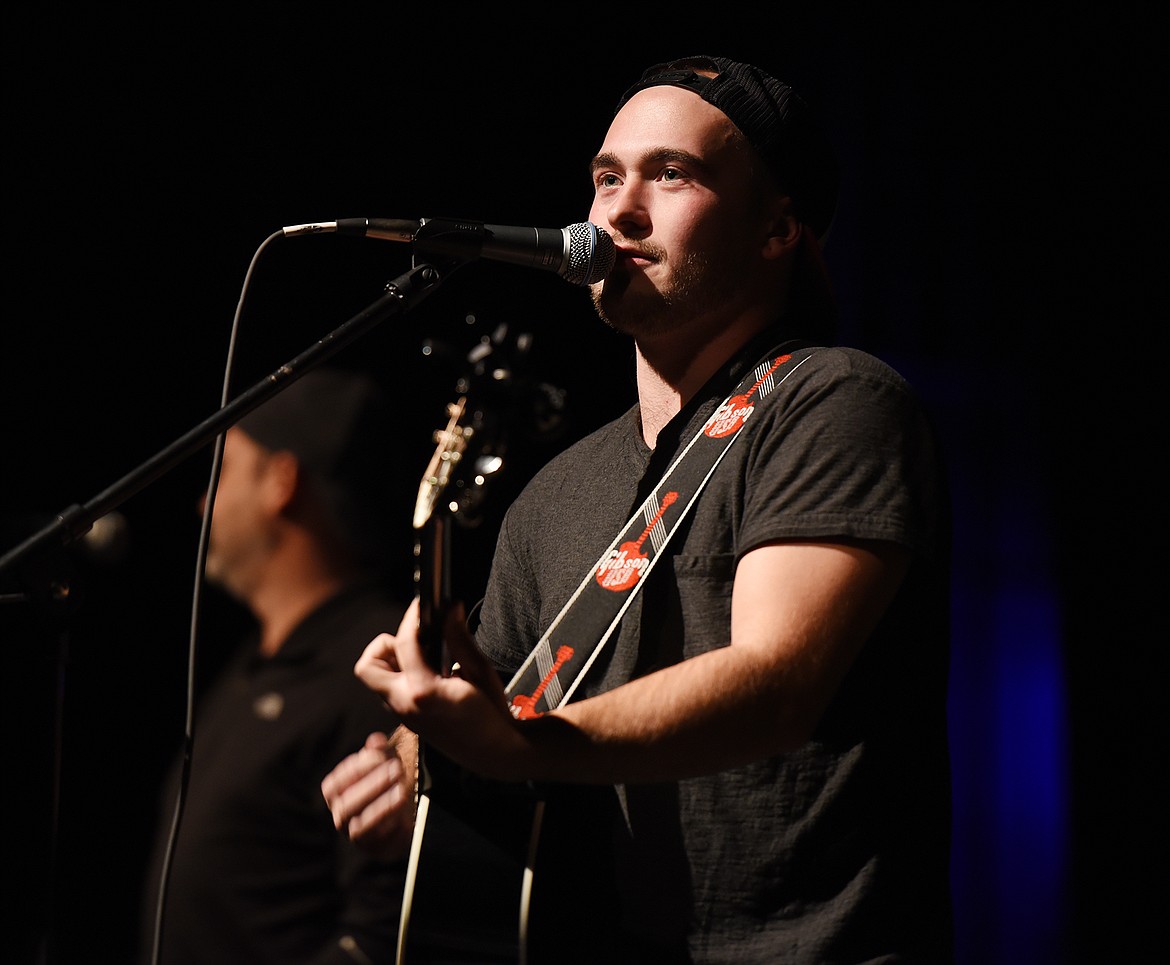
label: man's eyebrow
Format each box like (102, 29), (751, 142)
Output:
(589, 151), (620, 174)
(589, 147), (710, 175)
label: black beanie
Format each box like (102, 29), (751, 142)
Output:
(615, 55), (840, 244)
(237, 368), (399, 565)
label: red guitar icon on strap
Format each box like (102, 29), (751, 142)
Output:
(510, 645), (575, 719)
(595, 491), (679, 593)
(704, 353), (792, 438)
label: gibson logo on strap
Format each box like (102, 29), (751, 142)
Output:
(595, 491), (679, 593)
(704, 353), (792, 438)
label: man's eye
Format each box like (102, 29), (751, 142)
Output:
(598, 173), (621, 188)
(661, 167), (683, 181)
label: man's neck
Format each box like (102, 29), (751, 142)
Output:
(249, 555), (354, 657)
(634, 314), (772, 449)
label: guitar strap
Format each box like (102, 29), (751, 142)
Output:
(503, 342), (819, 715)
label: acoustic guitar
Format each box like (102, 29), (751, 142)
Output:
(397, 324), (552, 965)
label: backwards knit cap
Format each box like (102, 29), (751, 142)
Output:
(237, 368), (399, 565)
(615, 55), (840, 244)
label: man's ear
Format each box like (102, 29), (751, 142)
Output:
(762, 198), (801, 259)
(262, 450), (302, 514)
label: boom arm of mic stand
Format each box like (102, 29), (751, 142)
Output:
(0, 260), (450, 589)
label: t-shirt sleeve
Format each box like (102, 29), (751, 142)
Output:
(736, 348), (945, 560)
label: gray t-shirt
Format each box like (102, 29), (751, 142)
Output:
(473, 335), (954, 963)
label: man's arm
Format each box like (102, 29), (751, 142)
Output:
(344, 538), (909, 787)
(520, 538), (909, 781)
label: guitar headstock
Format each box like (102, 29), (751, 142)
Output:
(413, 396), (472, 531)
(413, 321), (542, 534)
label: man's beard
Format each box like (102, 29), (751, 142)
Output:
(590, 246), (737, 339)
(203, 523), (277, 603)
(203, 543), (243, 599)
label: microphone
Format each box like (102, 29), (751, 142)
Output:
(1, 510), (130, 567)
(282, 217), (615, 286)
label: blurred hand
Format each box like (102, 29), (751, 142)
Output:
(321, 728), (415, 859)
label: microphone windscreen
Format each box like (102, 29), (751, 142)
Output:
(564, 222), (615, 286)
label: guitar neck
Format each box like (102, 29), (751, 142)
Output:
(415, 512), (452, 676)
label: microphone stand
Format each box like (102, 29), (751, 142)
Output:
(0, 256), (453, 965)
(0, 259), (449, 583)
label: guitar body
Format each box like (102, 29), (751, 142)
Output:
(400, 753), (543, 963)
(403, 770), (627, 964)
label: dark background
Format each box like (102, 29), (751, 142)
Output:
(2, 8), (1164, 964)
